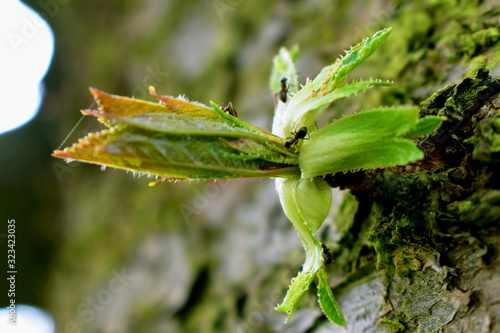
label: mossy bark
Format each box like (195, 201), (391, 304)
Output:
(325, 70), (500, 332)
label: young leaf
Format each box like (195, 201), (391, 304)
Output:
(269, 46), (300, 95)
(275, 177), (329, 321)
(286, 79), (393, 135)
(53, 88), (301, 180)
(298, 107), (436, 178)
(329, 27), (392, 82)
(271, 46), (300, 137)
(271, 29), (402, 326)
(52, 27), (445, 328)
(403, 115), (445, 139)
(274, 28), (393, 137)
(317, 269), (346, 327)
(275, 269), (316, 322)
(277, 177), (332, 233)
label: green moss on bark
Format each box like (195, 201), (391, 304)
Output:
(326, 67), (500, 332)
(365, 69), (500, 331)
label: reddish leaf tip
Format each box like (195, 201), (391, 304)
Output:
(52, 150), (70, 158)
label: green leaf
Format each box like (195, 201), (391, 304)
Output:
(270, 47), (301, 137)
(403, 115), (445, 138)
(274, 176), (343, 326)
(53, 88), (301, 181)
(52, 27), (445, 328)
(271, 30), (396, 326)
(275, 177), (330, 321)
(317, 269), (346, 327)
(92, 87), (283, 144)
(275, 270), (316, 322)
(269, 46), (300, 95)
(273, 28), (393, 137)
(277, 178), (332, 232)
(329, 27), (392, 82)
(286, 79), (393, 135)
(299, 107), (426, 178)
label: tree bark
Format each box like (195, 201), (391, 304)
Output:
(322, 69), (500, 332)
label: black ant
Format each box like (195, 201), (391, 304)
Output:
(322, 243), (335, 266)
(219, 102), (238, 117)
(278, 77), (289, 103)
(284, 126), (307, 149)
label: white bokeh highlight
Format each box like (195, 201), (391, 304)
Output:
(0, 0), (54, 134)
(0, 304), (55, 333)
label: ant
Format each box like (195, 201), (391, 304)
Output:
(278, 77), (289, 103)
(322, 243), (335, 266)
(284, 126), (308, 149)
(219, 102), (238, 117)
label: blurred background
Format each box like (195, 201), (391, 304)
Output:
(1, 0), (499, 332)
